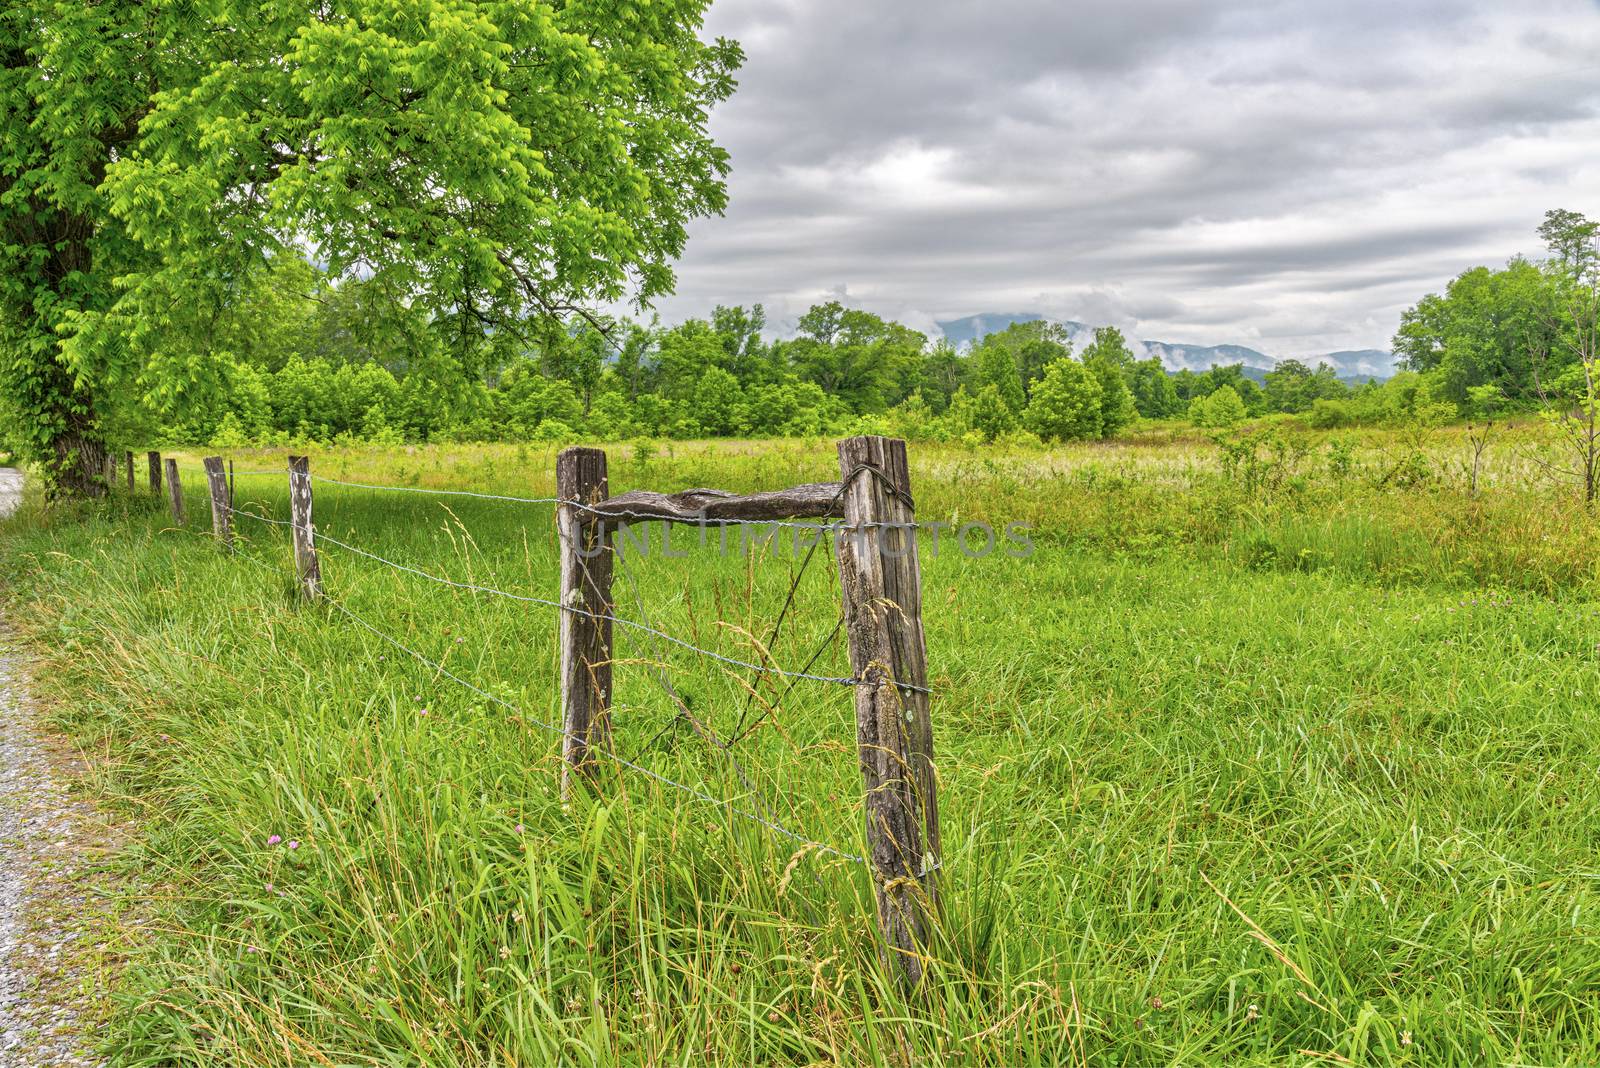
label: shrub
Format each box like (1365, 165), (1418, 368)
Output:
(1024, 358), (1102, 442)
(1190, 385), (1247, 428)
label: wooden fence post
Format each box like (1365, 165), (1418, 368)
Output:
(103, 454), (117, 489)
(556, 446), (614, 798)
(287, 456), (322, 600)
(148, 451), (162, 496)
(124, 451), (135, 492)
(163, 458), (184, 523)
(834, 435), (939, 989)
(203, 456), (232, 549)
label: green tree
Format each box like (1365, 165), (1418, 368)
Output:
(970, 384), (1018, 443)
(1539, 208), (1599, 282)
(1129, 357), (1180, 417)
(1024, 358), (1103, 442)
(787, 303), (923, 413)
(1084, 346), (1137, 437)
(978, 320), (1071, 395)
(1080, 327), (1135, 372)
(2, 0), (742, 494)
(973, 339), (1027, 413)
(1191, 385), (1247, 428)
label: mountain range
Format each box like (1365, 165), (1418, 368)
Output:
(936, 313), (1394, 384)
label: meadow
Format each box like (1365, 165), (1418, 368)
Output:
(3, 422), (1600, 1065)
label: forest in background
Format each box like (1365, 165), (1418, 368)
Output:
(42, 209), (1592, 453)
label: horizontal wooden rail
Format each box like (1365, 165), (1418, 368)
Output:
(588, 482), (845, 524)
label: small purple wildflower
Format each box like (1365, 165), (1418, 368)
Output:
(267, 834), (281, 846)
(515, 824), (525, 834)
(288, 840), (300, 851)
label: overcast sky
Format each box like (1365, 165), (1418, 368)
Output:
(642, 0), (1600, 357)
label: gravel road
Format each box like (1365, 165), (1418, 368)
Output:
(1, 471), (112, 1065)
(0, 470), (19, 518)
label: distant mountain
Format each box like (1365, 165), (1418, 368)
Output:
(936, 312), (1046, 347)
(935, 313), (1395, 382)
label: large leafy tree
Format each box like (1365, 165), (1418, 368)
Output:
(1024, 356), (1101, 443)
(1, 0), (742, 495)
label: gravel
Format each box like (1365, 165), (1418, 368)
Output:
(0, 470), (19, 518)
(1, 473), (115, 1066)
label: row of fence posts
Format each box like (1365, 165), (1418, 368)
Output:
(145, 438), (940, 989)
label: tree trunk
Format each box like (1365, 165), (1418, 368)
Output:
(45, 409), (109, 499)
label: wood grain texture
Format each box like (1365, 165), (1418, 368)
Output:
(557, 447), (614, 798)
(163, 458), (184, 524)
(588, 483), (846, 524)
(834, 435), (938, 989)
(203, 456), (232, 549)
(287, 456), (322, 600)
(147, 452), (162, 496)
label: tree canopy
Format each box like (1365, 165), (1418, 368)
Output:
(1, 0), (742, 493)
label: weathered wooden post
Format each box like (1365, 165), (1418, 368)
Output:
(163, 458), (184, 523)
(102, 454), (117, 489)
(147, 451), (162, 496)
(287, 456), (322, 601)
(556, 446), (614, 798)
(203, 456), (232, 549)
(834, 435), (939, 989)
(124, 451), (135, 492)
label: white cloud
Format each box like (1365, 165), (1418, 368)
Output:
(639, 0), (1600, 356)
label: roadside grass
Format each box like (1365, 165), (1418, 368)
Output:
(2, 430), (1599, 1064)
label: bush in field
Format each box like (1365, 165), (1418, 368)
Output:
(1190, 385), (1247, 428)
(1306, 398), (1355, 429)
(1025, 357), (1102, 442)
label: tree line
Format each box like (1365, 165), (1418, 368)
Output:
(12, 203), (1595, 455)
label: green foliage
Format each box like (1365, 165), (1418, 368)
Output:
(1263, 359), (1345, 413)
(974, 320), (1071, 395)
(1129, 357), (1181, 418)
(971, 336), (1028, 414)
(1024, 357), (1102, 442)
(1190, 385), (1247, 428)
(1085, 349), (1137, 437)
(1, 0), (744, 493)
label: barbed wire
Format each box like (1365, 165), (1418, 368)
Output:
(221, 502), (930, 695)
(218, 538), (863, 864)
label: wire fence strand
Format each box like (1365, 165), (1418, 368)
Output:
(221, 502), (935, 694)
(220, 536), (864, 864)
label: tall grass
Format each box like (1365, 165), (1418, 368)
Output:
(2, 428), (1599, 1064)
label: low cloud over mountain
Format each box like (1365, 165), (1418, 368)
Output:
(937, 313), (1396, 382)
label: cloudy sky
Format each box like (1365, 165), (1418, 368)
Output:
(644, 0), (1600, 358)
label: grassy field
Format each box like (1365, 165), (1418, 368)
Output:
(3, 426), (1600, 1065)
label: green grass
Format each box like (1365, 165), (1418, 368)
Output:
(3, 432), (1600, 1065)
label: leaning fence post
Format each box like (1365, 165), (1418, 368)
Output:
(124, 451), (135, 492)
(834, 435), (939, 989)
(163, 458), (184, 523)
(148, 451), (162, 496)
(203, 456), (232, 549)
(556, 446), (614, 798)
(287, 456), (322, 601)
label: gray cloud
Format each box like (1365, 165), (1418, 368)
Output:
(639, 0), (1600, 357)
